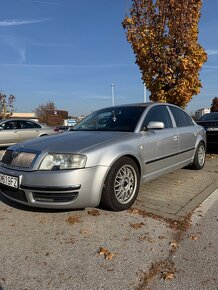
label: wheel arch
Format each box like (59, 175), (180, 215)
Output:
(103, 154), (142, 184)
(39, 134), (48, 137)
(195, 138), (206, 153)
(123, 154), (142, 177)
(100, 154), (141, 211)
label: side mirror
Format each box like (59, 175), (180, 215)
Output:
(146, 121), (165, 130)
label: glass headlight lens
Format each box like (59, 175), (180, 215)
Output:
(39, 154), (87, 170)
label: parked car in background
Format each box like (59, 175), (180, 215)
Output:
(0, 103), (206, 211)
(0, 119), (58, 147)
(197, 112), (218, 146)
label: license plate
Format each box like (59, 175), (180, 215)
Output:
(0, 173), (19, 188)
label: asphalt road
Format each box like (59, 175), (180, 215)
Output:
(0, 200), (176, 290)
(0, 148), (217, 290)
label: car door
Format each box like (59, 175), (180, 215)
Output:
(0, 120), (20, 146)
(168, 106), (197, 162)
(140, 105), (179, 178)
(18, 120), (42, 142)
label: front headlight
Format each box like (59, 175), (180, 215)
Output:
(39, 153), (87, 170)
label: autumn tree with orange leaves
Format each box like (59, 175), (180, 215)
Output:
(123, 0), (207, 108)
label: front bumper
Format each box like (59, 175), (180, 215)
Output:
(0, 165), (109, 209)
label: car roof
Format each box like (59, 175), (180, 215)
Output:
(0, 118), (38, 122)
(97, 102), (180, 110)
(0, 118), (44, 125)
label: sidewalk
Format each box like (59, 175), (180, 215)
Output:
(135, 154), (218, 220)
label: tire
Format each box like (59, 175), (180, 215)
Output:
(100, 157), (140, 211)
(190, 142), (206, 170)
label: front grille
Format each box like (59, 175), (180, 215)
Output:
(0, 185), (28, 203)
(32, 192), (79, 203)
(1, 150), (36, 168)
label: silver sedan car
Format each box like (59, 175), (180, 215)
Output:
(0, 119), (58, 147)
(0, 103), (206, 211)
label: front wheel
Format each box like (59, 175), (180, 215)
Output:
(100, 157), (140, 211)
(190, 142), (206, 170)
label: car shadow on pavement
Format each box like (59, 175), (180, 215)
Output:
(0, 192), (84, 213)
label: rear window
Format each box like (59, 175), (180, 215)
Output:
(169, 106), (194, 127)
(199, 113), (218, 121)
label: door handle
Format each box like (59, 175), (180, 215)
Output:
(172, 135), (178, 141)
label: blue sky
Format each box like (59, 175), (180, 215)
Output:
(0, 0), (218, 116)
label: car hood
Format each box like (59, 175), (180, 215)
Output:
(10, 131), (132, 153)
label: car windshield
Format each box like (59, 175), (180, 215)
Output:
(199, 112), (218, 121)
(73, 106), (146, 132)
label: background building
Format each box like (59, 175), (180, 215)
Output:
(10, 112), (37, 121)
(195, 108), (210, 120)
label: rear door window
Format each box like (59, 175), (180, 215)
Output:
(19, 120), (41, 129)
(169, 106), (194, 127)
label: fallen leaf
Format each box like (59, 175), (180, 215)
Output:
(169, 241), (178, 248)
(98, 247), (115, 261)
(189, 234), (198, 241)
(39, 217), (49, 224)
(88, 209), (100, 216)
(130, 222), (145, 229)
(105, 253), (114, 261)
(130, 208), (140, 214)
(163, 271), (175, 280)
(66, 216), (81, 225)
(98, 247), (109, 255)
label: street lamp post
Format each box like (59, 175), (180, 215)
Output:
(111, 84), (115, 106)
(144, 84), (147, 103)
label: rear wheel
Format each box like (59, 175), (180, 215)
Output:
(100, 157), (140, 211)
(190, 142), (206, 170)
